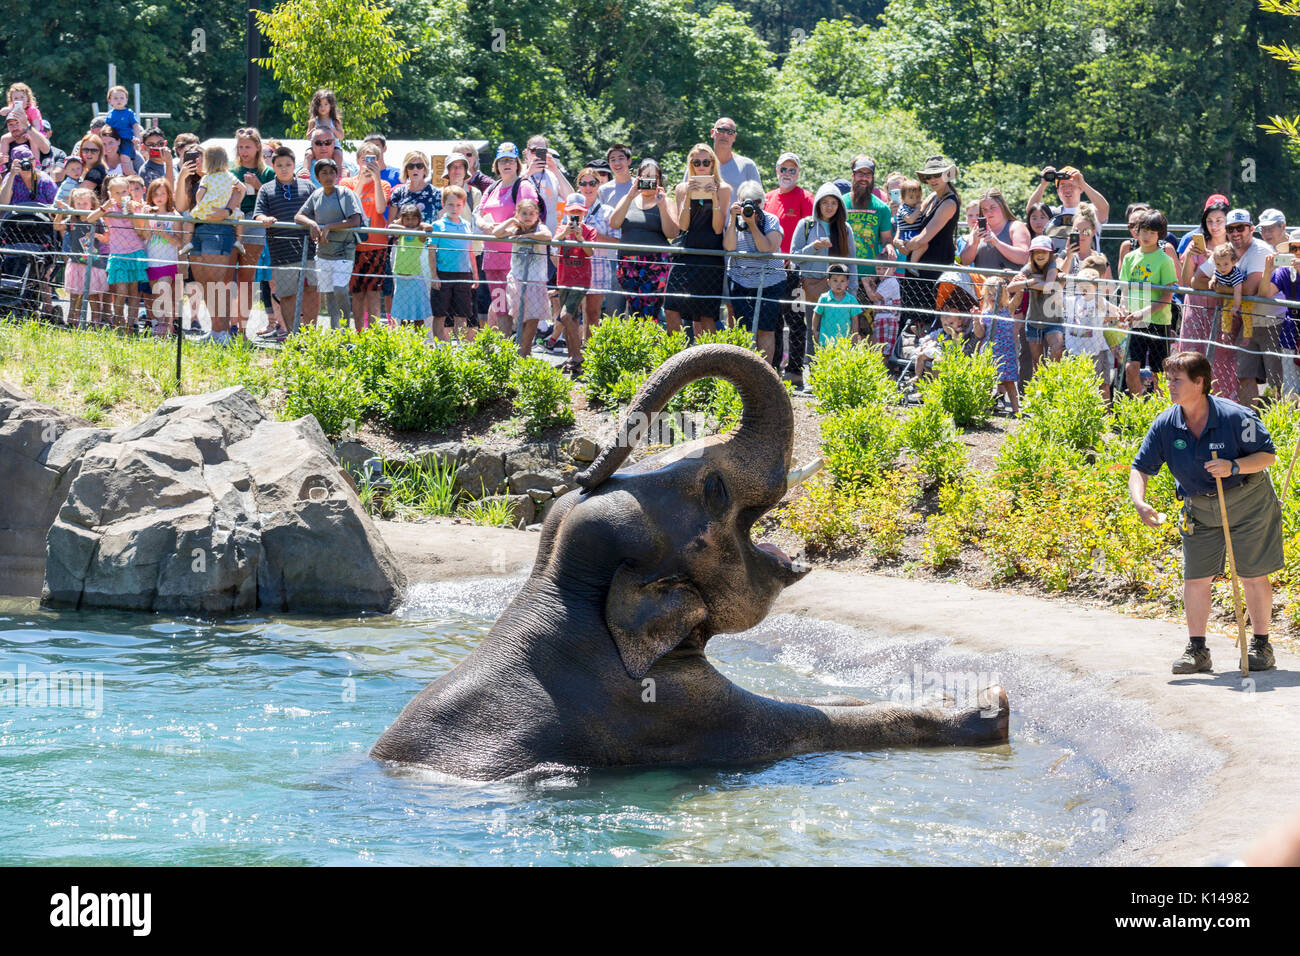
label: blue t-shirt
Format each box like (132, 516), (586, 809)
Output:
(1132, 396), (1275, 498)
(106, 108), (138, 158)
(814, 289), (860, 346)
(428, 216), (475, 274)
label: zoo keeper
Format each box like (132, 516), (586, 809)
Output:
(1128, 350), (1282, 674)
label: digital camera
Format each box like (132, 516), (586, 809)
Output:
(740, 198), (761, 218)
(637, 177), (657, 191)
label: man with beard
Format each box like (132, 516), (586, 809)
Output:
(843, 156), (895, 333)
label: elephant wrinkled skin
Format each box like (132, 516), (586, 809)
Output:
(373, 344), (1009, 779)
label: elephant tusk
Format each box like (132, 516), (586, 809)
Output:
(785, 457), (823, 487)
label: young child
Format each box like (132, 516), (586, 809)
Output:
(294, 157), (363, 330)
(304, 89), (347, 173)
(390, 204), (433, 332)
(192, 146), (246, 255)
(104, 85), (143, 162)
(552, 192), (597, 373)
(55, 187), (109, 327)
(143, 178), (181, 336)
(812, 264), (864, 348)
(914, 306), (968, 381)
(493, 198), (552, 357)
(1064, 267), (1127, 401)
(86, 175), (150, 331)
(862, 262), (902, 348)
(1009, 235), (1063, 364)
(54, 156), (84, 206)
(972, 278), (1019, 415)
(1, 83), (42, 129)
(1212, 241), (1247, 337)
(428, 185), (479, 343)
(893, 178), (926, 260)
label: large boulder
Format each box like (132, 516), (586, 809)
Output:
(0, 383), (111, 596)
(42, 386), (406, 614)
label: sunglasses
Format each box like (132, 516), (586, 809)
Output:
(691, 159), (712, 168)
(1227, 224), (1251, 233)
(406, 163), (426, 170)
(713, 127), (737, 135)
(577, 179), (598, 187)
(314, 138), (334, 146)
(777, 167), (798, 175)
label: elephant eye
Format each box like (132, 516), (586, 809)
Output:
(703, 473), (730, 517)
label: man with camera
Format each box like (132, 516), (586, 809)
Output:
(1026, 165), (1111, 253)
(0, 144), (56, 206)
(138, 127), (174, 190)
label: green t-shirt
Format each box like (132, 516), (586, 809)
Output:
(233, 165), (275, 216)
(815, 289), (861, 346)
(393, 234), (430, 276)
(845, 195), (894, 263)
(1119, 248), (1177, 326)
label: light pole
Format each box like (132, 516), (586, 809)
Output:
(246, 3), (261, 128)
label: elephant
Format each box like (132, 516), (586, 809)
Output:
(372, 344), (1009, 780)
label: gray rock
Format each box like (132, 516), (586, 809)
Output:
(0, 383), (109, 597)
(41, 386), (405, 614)
(334, 438), (379, 475)
(565, 435), (601, 463)
(508, 469), (566, 495)
(454, 446), (506, 500)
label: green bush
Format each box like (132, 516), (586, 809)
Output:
(920, 347), (999, 429)
(512, 358), (576, 436)
(1021, 354), (1107, 450)
(808, 337), (897, 413)
(582, 315), (666, 405)
(901, 397), (966, 487)
(377, 341), (463, 431)
(273, 327), (366, 436)
(822, 404), (901, 486)
(458, 327), (519, 408)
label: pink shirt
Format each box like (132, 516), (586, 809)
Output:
(106, 206), (146, 254)
(478, 177), (539, 272)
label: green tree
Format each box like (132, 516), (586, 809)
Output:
(1260, 0), (1300, 156)
(256, 0), (411, 138)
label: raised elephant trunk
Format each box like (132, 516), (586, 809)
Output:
(577, 344), (795, 508)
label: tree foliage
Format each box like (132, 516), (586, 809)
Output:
(256, 0), (411, 138)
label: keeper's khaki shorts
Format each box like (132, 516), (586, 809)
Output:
(1181, 472), (1284, 580)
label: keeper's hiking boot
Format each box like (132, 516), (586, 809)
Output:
(1172, 641), (1212, 674)
(1248, 637), (1276, 671)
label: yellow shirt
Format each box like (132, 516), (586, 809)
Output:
(192, 169), (240, 222)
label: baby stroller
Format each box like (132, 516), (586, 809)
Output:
(0, 210), (58, 323)
(891, 270), (982, 396)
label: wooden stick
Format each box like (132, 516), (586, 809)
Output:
(1281, 430), (1300, 504)
(1211, 451), (1250, 677)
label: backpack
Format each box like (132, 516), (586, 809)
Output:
(489, 176), (547, 225)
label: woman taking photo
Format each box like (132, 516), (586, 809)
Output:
(231, 127), (273, 337)
(609, 159), (679, 320)
(1177, 197), (1236, 398)
(664, 144), (728, 336)
(340, 141), (393, 330)
(574, 164), (619, 338)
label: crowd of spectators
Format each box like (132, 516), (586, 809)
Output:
(2, 83), (1298, 404)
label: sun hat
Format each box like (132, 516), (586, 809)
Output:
(1259, 208), (1287, 228)
(916, 155), (958, 181)
(1029, 235), (1055, 252)
(1226, 208), (1254, 227)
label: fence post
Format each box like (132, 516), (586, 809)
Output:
(292, 234), (309, 333)
(79, 238), (94, 327)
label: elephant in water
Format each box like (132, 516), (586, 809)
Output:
(372, 344), (1009, 779)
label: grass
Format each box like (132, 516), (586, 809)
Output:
(349, 456), (460, 522)
(0, 317), (276, 425)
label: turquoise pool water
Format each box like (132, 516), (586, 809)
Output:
(0, 579), (1215, 865)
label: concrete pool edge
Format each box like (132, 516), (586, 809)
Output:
(382, 520), (1300, 867)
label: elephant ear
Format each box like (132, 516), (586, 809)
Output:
(605, 564), (708, 680)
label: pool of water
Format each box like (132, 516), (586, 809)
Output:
(0, 579), (1217, 865)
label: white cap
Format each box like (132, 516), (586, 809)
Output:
(1030, 235), (1054, 252)
(776, 152), (801, 170)
(1259, 208), (1287, 228)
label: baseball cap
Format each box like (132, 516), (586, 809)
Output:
(10, 145), (32, 160)
(851, 157), (876, 173)
(494, 142), (520, 161)
(586, 158), (611, 174)
(1225, 208), (1253, 227)
(1030, 235), (1055, 252)
(564, 192), (587, 214)
(1259, 208), (1287, 228)
(1058, 165), (1080, 177)
(777, 152), (801, 170)
(1205, 193), (1229, 210)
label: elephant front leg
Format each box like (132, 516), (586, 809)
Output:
(816, 684), (1010, 749)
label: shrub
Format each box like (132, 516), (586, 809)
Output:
(273, 327), (366, 436)
(808, 337), (897, 413)
(821, 404), (901, 485)
(901, 396), (966, 487)
(775, 475), (867, 553)
(458, 326), (518, 407)
(582, 315), (666, 405)
(376, 341), (463, 431)
(511, 357), (576, 436)
(1021, 354), (1107, 450)
(920, 347), (998, 429)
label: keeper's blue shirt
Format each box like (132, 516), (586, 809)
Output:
(1132, 396), (1275, 498)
